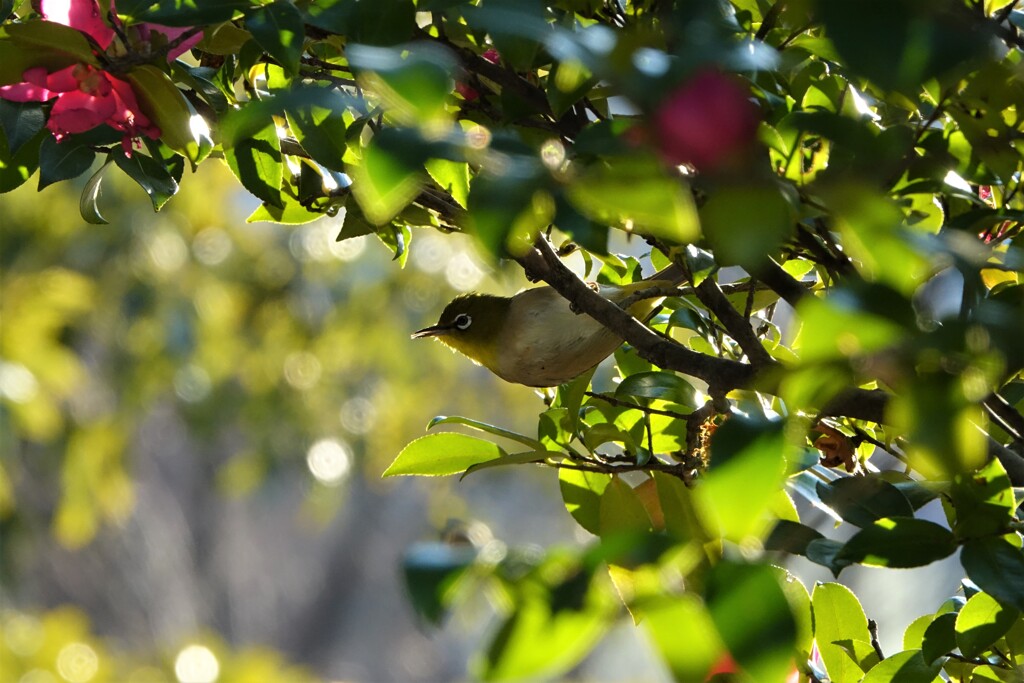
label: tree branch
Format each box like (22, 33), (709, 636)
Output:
(751, 257), (811, 308)
(515, 238), (893, 425)
(692, 276), (775, 366)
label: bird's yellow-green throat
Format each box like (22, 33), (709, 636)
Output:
(413, 267), (683, 386)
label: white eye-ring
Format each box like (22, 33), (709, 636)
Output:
(454, 314), (472, 330)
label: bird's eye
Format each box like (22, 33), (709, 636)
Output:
(454, 313), (472, 330)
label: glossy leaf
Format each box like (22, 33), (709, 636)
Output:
(350, 136), (424, 225)
(117, 0), (253, 25)
(567, 155), (699, 245)
(77, 157), (113, 224)
(349, 42), (457, 126)
(812, 582), (873, 683)
(859, 649), (941, 683)
(701, 183), (794, 268)
(246, 0), (305, 76)
(950, 458), (1016, 540)
(961, 537), (1024, 612)
(836, 517), (957, 568)
(383, 432), (506, 476)
(476, 576), (611, 681)
(0, 100), (45, 156)
(223, 123), (283, 208)
(815, 476), (915, 528)
(920, 612), (956, 664)
(558, 468), (611, 535)
(3, 20), (96, 63)
(598, 477), (651, 535)
(706, 560), (797, 683)
(127, 65), (212, 165)
(955, 591), (1019, 659)
(764, 520), (824, 556)
(614, 372), (697, 409)
(113, 150), (178, 211)
(402, 541), (477, 626)
(695, 416), (789, 542)
(37, 136), (94, 190)
(428, 415), (545, 450)
(642, 594), (724, 682)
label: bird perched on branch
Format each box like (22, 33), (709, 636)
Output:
(412, 265), (684, 386)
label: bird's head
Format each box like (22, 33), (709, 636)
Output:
(411, 293), (512, 368)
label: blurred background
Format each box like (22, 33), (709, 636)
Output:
(1, 161), (961, 683)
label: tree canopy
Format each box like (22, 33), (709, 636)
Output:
(3, 0), (1024, 681)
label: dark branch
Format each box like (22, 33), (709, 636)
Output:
(693, 276), (774, 366)
(751, 257), (810, 308)
(515, 238), (893, 425)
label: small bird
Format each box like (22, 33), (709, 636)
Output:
(412, 266), (684, 386)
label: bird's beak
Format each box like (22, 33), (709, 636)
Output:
(411, 324), (450, 339)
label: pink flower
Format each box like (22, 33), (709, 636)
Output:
(0, 0), (201, 152)
(456, 48), (501, 101)
(653, 69), (760, 172)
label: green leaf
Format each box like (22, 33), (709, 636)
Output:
(37, 135), (95, 190)
(476, 570), (611, 681)
(764, 520), (825, 556)
(836, 517), (957, 568)
(955, 591), (1020, 659)
(812, 582), (873, 683)
(701, 183), (795, 269)
(428, 415), (545, 450)
(246, 191), (325, 225)
(461, 450), (548, 479)
(951, 458), (1016, 540)
(774, 568), (814, 660)
(425, 158), (469, 209)
(919, 612), (956, 664)
(349, 0), (416, 46)
(567, 155), (699, 245)
(859, 649), (941, 683)
(126, 65), (212, 165)
(0, 100), (45, 156)
(118, 0), (253, 26)
(823, 185), (930, 294)
(245, 0), (305, 76)
(652, 471), (708, 543)
(695, 416), (789, 542)
(819, 0), (988, 93)
(815, 475), (915, 528)
(598, 477), (651, 535)
(350, 135), (424, 225)
(402, 541), (477, 626)
(0, 40), (78, 89)
(961, 537), (1024, 611)
(113, 149), (179, 211)
(218, 86), (357, 148)
(0, 125), (42, 193)
(642, 594), (724, 682)
(223, 123), (283, 208)
(559, 468), (611, 535)
(285, 106), (347, 172)
(349, 42), (457, 126)
(78, 158), (113, 224)
(3, 20), (97, 64)
(805, 538), (853, 576)
(614, 371), (697, 409)
(383, 433), (506, 476)
(706, 560), (797, 683)
(467, 162), (551, 260)
(795, 291), (908, 363)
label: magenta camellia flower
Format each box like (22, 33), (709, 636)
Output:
(456, 48), (501, 101)
(653, 69), (760, 172)
(0, 0), (200, 153)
